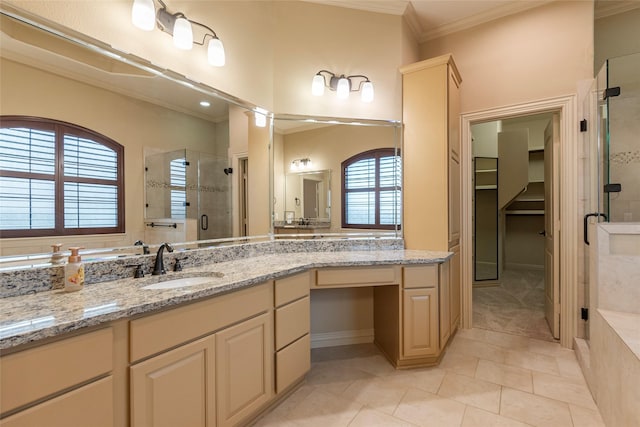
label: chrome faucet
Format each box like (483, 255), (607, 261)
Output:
(152, 243), (174, 275)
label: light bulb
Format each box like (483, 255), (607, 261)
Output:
(361, 81), (374, 103)
(131, 0), (156, 31)
(207, 38), (225, 66)
(336, 77), (350, 99)
(173, 17), (193, 50)
(255, 112), (266, 128)
(311, 74), (325, 96)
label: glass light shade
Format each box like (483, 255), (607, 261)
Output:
(255, 112), (266, 128)
(173, 17), (193, 50)
(361, 81), (374, 103)
(290, 161), (298, 171)
(207, 38), (225, 66)
(311, 75), (325, 96)
(336, 77), (350, 99)
(131, 0), (156, 31)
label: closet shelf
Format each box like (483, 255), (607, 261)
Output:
(476, 185), (497, 190)
(505, 209), (545, 215)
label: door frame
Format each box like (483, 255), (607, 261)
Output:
(460, 95), (578, 349)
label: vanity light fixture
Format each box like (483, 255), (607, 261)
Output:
(290, 158), (312, 171)
(311, 70), (374, 102)
(199, 101), (211, 107)
(131, 0), (226, 66)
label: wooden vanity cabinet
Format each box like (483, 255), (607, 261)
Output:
(129, 282), (273, 427)
(0, 327), (115, 427)
(401, 53), (463, 344)
(274, 272), (311, 393)
(402, 265), (440, 358)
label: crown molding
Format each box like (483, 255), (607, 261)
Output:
(418, 0), (552, 42)
(402, 2), (423, 41)
(595, 1), (640, 20)
(302, 0), (409, 16)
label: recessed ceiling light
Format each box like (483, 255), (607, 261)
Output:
(200, 101), (211, 107)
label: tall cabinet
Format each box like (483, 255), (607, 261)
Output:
(400, 54), (462, 345)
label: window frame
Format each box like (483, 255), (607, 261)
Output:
(341, 147), (401, 230)
(0, 116), (125, 238)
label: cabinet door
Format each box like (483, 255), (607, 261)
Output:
(130, 336), (215, 427)
(449, 244), (461, 331)
(216, 312), (273, 427)
(439, 262), (451, 347)
(403, 288), (438, 357)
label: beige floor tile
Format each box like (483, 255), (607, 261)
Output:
(285, 388), (362, 427)
(569, 404), (606, 427)
(527, 338), (575, 359)
(386, 367), (447, 394)
(394, 388), (466, 427)
(342, 354), (398, 377)
(437, 371), (501, 413)
(476, 359), (533, 392)
(348, 407), (418, 427)
(505, 349), (560, 375)
(448, 336), (508, 364)
(439, 349), (480, 377)
(262, 384), (316, 420)
(457, 328), (530, 351)
(555, 354), (586, 380)
(305, 359), (375, 395)
(461, 406), (532, 427)
(341, 377), (409, 415)
(500, 387), (573, 427)
(532, 371), (597, 410)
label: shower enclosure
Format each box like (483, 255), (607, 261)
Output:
(583, 51), (640, 340)
(145, 149), (231, 240)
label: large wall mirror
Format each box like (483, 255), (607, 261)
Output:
(272, 116), (402, 237)
(0, 9), (271, 265)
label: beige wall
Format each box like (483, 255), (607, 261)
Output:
(277, 124), (397, 232)
(0, 58), (226, 255)
(594, 7), (640, 74)
(420, 1), (594, 114)
(5, 0), (407, 121)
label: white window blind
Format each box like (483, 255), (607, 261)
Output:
(342, 149), (401, 229)
(0, 118), (124, 237)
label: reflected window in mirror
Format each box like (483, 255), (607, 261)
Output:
(0, 116), (124, 238)
(342, 148), (401, 230)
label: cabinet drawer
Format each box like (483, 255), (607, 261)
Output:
(275, 296), (310, 350)
(403, 265), (439, 289)
(1, 327), (113, 414)
(130, 282), (271, 363)
(0, 376), (113, 427)
(275, 272), (310, 307)
(315, 266), (399, 287)
(276, 334), (310, 393)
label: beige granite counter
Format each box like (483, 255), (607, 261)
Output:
(0, 249), (450, 351)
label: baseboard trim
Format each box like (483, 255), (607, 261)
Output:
(310, 329), (375, 349)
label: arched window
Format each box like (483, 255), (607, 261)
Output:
(342, 148), (401, 229)
(0, 116), (124, 238)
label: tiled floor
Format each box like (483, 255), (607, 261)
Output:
(473, 268), (555, 342)
(253, 329), (605, 427)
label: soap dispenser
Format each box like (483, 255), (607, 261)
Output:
(50, 243), (64, 265)
(64, 247), (85, 292)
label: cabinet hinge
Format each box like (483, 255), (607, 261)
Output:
(579, 119), (587, 132)
(603, 87), (621, 100)
(581, 307), (589, 321)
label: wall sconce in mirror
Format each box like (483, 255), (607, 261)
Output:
(131, 0), (226, 66)
(254, 108), (268, 128)
(290, 158), (312, 171)
(311, 70), (374, 102)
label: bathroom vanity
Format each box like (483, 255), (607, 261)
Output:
(0, 244), (457, 427)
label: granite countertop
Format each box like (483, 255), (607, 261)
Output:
(0, 249), (450, 351)
(273, 223), (331, 229)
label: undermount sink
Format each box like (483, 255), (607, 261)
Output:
(140, 271), (224, 290)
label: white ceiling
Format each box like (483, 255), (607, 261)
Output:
(307, 0), (640, 42)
